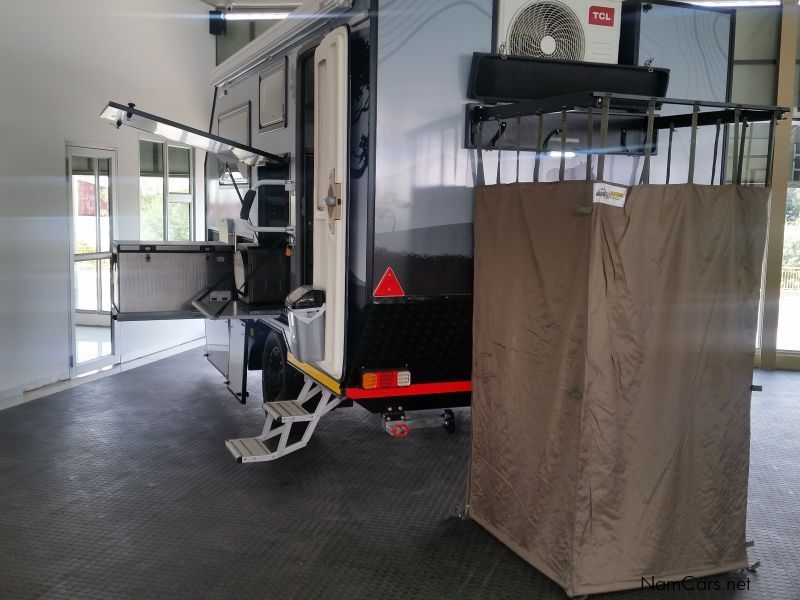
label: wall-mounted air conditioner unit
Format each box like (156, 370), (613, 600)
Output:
(496, 0), (623, 64)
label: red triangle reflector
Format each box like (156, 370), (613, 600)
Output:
(373, 267), (405, 297)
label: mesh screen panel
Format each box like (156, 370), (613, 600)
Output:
(508, 1), (585, 61)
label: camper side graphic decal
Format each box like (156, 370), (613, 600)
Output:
(593, 182), (628, 208)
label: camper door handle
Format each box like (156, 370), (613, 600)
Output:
(327, 168), (341, 202)
(323, 168), (342, 220)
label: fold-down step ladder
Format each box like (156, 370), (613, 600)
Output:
(225, 377), (341, 463)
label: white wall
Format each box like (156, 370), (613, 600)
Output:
(0, 1), (215, 399)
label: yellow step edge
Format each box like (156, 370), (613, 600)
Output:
(286, 353), (342, 395)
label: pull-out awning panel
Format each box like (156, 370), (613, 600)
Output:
(100, 101), (287, 166)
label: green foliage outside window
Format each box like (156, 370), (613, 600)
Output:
(140, 140), (193, 241)
(168, 203), (191, 241)
(139, 177), (164, 241)
(784, 189), (800, 268)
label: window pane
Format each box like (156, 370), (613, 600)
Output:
(99, 158), (111, 252)
(100, 258), (111, 312)
(140, 176), (164, 240)
(725, 122), (772, 184)
(219, 166), (249, 186)
(168, 146), (191, 194)
(260, 63), (285, 129)
(140, 140), (164, 176)
(72, 157), (97, 254)
(778, 185), (800, 351)
(218, 105), (250, 186)
(253, 20), (278, 37)
(74, 260), (98, 311)
(730, 64), (776, 106)
(72, 156), (94, 174)
(168, 202), (191, 241)
(733, 7), (779, 61)
(216, 20), (253, 65)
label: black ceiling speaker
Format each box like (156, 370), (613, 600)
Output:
(209, 11), (227, 36)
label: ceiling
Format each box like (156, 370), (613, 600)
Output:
(197, 0), (301, 9)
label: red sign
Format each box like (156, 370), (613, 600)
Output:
(589, 5), (615, 26)
(77, 180), (96, 216)
(77, 180), (109, 216)
(373, 267), (405, 298)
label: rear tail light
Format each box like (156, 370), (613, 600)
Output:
(361, 369), (411, 389)
(362, 372), (378, 390)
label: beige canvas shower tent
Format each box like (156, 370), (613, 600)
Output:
(467, 93), (783, 596)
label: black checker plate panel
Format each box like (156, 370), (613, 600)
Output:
(346, 299), (472, 387)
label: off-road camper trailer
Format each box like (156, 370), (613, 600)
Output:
(212, 0), (489, 411)
(103, 0), (688, 462)
(104, 0), (499, 460)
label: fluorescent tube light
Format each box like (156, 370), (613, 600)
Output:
(685, 0), (779, 6)
(548, 151), (577, 158)
(224, 11), (291, 20)
(210, 0), (355, 88)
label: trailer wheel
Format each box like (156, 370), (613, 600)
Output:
(442, 409), (456, 434)
(262, 332), (303, 402)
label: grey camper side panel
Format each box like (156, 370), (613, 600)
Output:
(206, 2), (372, 295)
(206, 52), (300, 239)
(373, 0), (493, 298)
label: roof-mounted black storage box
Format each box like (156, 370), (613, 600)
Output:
(467, 53), (670, 105)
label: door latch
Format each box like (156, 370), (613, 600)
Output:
(322, 168), (342, 221)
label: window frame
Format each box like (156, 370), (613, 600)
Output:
(69, 153), (114, 315)
(259, 57), (288, 133)
(217, 102), (251, 187)
(138, 136), (196, 241)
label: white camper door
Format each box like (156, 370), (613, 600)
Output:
(313, 26), (349, 379)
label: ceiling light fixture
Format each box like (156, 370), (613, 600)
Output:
(685, 0), (779, 6)
(223, 11), (291, 20)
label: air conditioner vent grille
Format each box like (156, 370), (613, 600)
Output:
(508, 1), (586, 61)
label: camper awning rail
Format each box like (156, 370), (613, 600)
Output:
(100, 101), (288, 165)
(470, 92), (789, 129)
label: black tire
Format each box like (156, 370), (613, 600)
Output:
(262, 332), (304, 402)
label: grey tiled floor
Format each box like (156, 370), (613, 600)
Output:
(0, 349), (797, 599)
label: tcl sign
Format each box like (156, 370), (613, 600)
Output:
(589, 6), (615, 26)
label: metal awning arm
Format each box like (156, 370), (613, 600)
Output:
(471, 92), (597, 122)
(100, 101), (288, 165)
(470, 92), (789, 129)
(653, 108), (787, 130)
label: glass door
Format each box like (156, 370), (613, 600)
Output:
(67, 146), (118, 376)
(777, 122), (800, 353)
(778, 208), (800, 349)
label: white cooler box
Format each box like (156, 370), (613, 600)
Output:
(112, 241), (235, 319)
